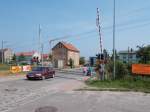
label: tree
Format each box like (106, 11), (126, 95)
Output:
(106, 60), (129, 79)
(136, 45), (150, 64)
(69, 58), (74, 68)
(11, 54), (17, 64)
(79, 57), (85, 65)
(49, 54), (53, 62)
(18, 54), (25, 62)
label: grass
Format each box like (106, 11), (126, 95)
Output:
(0, 64), (10, 71)
(85, 76), (150, 93)
(0, 64), (27, 77)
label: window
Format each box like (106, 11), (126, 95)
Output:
(129, 55), (133, 59)
(123, 56), (126, 59)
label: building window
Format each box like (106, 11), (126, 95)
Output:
(123, 56), (126, 59)
(129, 55), (133, 59)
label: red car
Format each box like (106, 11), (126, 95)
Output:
(26, 67), (55, 80)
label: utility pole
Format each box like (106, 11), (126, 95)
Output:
(1, 40), (4, 64)
(128, 46), (129, 64)
(1, 40), (7, 64)
(38, 24), (41, 54)
(49, 40), (53, 55)
(113, 0), (116, 79)
(38, 24), (42, 65)
(41, 44), (44, 67)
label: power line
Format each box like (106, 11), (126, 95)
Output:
(10, 17), (150, 53)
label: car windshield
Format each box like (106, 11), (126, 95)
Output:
(32, 67), (43, 71)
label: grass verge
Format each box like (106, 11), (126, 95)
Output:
(82, 77), (150, 93)
(0, 64), (28, 77)
(0, 70), (27, 77)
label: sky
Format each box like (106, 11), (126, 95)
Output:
(0, 0), (150, 58)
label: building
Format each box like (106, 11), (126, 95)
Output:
(16, 51), (49, 64)
(52, 42), (80, 68)
(118, 50), (139, 63)
(89, 57), (97, 66)
(0, 48), (13, 63)
(16, 51), (35, 63)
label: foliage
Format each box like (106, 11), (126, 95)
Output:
(12, 54), (16, 61)
(79, 57), (85, 65)
(136, 45), (150, 64)
(106, 60), (129, 79)
(0, 64), (10, 71)
(69, 58), (74, 68)
(11, 54), (17, 65)
(49, 54), (53, 61)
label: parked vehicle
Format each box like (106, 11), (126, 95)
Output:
(26, 67), (55, 80)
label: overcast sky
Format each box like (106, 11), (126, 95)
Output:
(0, 0), (150, 58)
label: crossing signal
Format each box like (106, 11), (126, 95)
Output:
(96, 53), (104, 60)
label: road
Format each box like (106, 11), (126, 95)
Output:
(0, 72), (150, 112)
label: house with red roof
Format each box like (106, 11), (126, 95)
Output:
(52, 42), (80, 68)
(16, 51), (49, 64)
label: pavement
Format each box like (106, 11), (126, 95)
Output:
(0, 72), (150, 112)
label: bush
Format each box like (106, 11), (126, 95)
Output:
(106, 60), (129, 79)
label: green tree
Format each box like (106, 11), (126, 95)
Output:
(79, 57), (85, 65)
(69, 58), (74, 68)
(18, 54), (25, 62)
(11, 54), (17, 65)
(136, 45), (150, 64)
(49, 54), (53, 62)
(106, 60), (129, 79)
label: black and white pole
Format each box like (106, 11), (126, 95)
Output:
(96, 8), (104, 80)
(96, 8), (103, 55)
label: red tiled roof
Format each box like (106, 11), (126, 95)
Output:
(42, 54), (49, 58)
(61, 42), (79, 52)
(16, 51), (49, 59)
(16, 51), (35, 56)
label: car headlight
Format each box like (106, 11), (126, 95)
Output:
(36, 74), (42, 76)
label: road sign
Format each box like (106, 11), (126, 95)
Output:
(11, 66), (22, 73)
(132, 64), (150, 75)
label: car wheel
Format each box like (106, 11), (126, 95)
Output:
(52, 74), (55, 78)
(42, 76), (45, 80)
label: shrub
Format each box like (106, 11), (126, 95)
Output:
(106, 60), (129, 79)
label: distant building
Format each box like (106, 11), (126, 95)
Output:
(89, 57), (97, 66)
(118, 50), (139, 63)
(52, 42), (80, 68)
(16, 51), (35, 63)
(16, 51), (49, 64)
(0, 48), (13, 63)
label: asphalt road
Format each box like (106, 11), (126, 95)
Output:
(0, 72), (150, 112)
